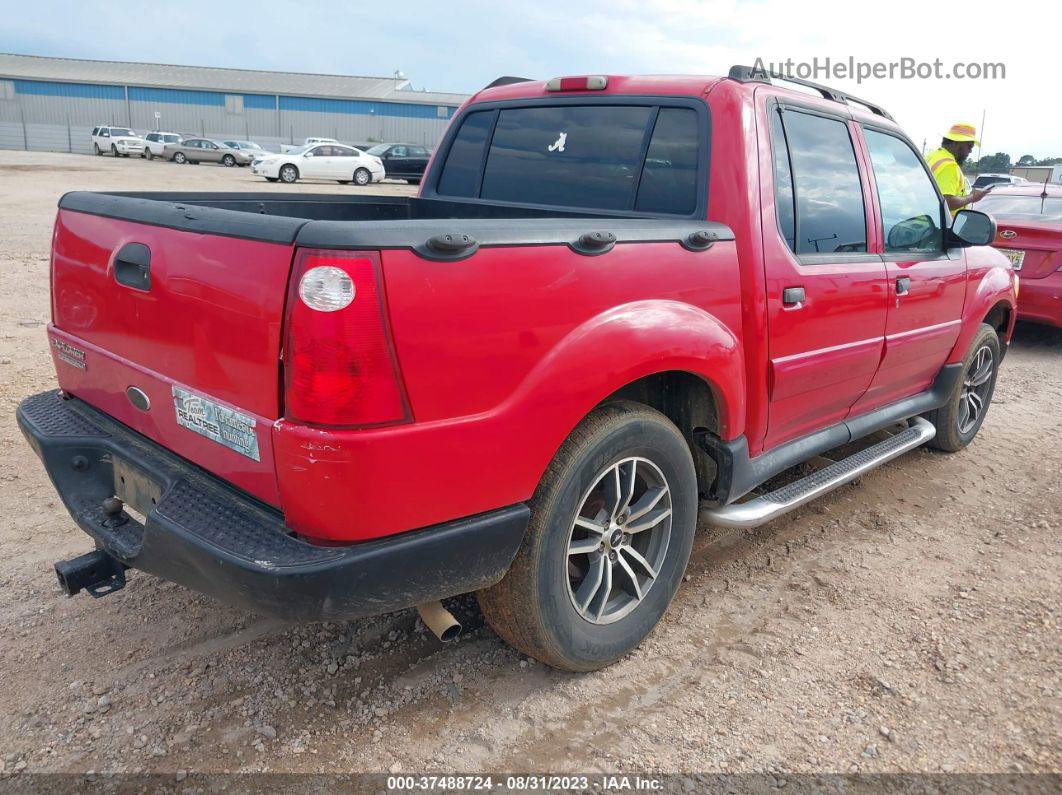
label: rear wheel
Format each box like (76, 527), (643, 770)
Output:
(353, 167), (371, 186)
(173, 151), (187, 164)
(477, 402), (697, 671)
(222, 154), (236, 167)
(279, 164), (299, 183)
(925, 323), (1001, 452)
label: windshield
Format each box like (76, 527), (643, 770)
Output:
(288, 144), (312, 155)
(975, 195), (1062, 221)
(366, 144), (390, 155)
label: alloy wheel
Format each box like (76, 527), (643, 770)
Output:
(565, 457), (672, 625)
(958, 345), (994, 434)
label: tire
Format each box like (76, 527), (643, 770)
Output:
(925, 323), (1001, 452)
(173, 151), (187, 164)
(265, 177), (278, 182)
(279, 164), (299, 184)
(145, 149), (154, 160)
(353, 167), (371, 186)
(222, 154), (236, 167)
(93, 143), (101, 156)
(477, 402), (697, 671)
(111, 144), (118, 157)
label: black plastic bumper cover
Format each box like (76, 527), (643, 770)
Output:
(17, 391), (529, 622)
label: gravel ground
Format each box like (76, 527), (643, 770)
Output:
(0, 150), (1059, 781)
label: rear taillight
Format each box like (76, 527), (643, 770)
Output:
(283, 249), (410, 428)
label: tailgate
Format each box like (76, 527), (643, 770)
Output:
(49, 194), (306, 505)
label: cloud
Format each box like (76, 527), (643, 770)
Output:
(0, 0), (1054, 156)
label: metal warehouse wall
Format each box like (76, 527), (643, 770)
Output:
(0, 78), (457, 155)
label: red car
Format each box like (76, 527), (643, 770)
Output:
(974, 184), (1062, 327)
(19, 67), (1016, 671)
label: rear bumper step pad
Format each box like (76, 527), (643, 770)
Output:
(702, 417), (936, 529)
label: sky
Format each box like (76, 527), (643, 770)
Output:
(2, 0), (1059, 159)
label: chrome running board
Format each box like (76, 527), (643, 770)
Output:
(702, 417), (936, 529)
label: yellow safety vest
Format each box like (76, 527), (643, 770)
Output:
(925, 147), (968, 214)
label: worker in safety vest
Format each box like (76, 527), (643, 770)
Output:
(924, 123), (988, 214)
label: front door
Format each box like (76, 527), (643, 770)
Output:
(849, 127), (967, 413)
(760, 101), (889, 450)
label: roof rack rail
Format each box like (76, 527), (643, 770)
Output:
(482, 76), (535, 90)
(727, 64), (894, 121)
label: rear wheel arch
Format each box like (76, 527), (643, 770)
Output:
(602, 371), (721, 497)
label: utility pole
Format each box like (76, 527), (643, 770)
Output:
(977, 109), (986, 164)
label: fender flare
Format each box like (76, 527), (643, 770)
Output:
(948, 267), (1016, 361)
(502, 299), (746, 449)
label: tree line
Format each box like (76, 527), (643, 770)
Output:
(965, 153), (1062, 174)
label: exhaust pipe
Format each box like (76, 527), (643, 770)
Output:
(54, 550), (127, 598)
(416, 601), (462, 642)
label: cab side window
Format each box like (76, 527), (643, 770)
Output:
(863, 128), (944, 253)
(770, 109), (797, 251)
(771, 109), (867, 254)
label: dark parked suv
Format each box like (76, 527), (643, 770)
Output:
(364, 143), (432, 183)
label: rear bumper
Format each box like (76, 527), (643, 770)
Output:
(17, 391), (528, 621)
(1018, 270), (1062, 327)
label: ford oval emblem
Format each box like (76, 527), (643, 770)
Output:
(1000, 230), (1017, 239)
(126, 386), (151, 411)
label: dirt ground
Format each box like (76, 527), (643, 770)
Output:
(0, 149), (1059, 781)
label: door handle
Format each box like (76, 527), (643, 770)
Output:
(113, 242), (151, 291)
(896, 277), (911, 296)
(782, 286), (805, 306)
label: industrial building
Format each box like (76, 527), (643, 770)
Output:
(0, 53), (469, 154)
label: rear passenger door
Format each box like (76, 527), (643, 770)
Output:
(848, 126), (966, 413)
(301, 146), (334, 179)
(760, 102), (889, 449)
(408, 146), (430, 177)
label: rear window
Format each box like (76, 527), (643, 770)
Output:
(974, 194), (1062, 221)
(436, 103), (703, 215)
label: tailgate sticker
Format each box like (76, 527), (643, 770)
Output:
(172, 386), (260, 462)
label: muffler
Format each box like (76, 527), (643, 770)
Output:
(416, 601), (462, 642)
(54, 550), (128, 598)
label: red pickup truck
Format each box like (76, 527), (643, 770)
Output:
(19, 67), (1017, 671)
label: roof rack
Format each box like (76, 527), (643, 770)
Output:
(727, 64), (894, 121)
(482, 76), (535, 90)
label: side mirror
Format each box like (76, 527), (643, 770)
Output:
(949, 209), (996, 247)
(887, 214), (938, 251)
(304, 152), (314, 157)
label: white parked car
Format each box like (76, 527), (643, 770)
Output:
(251, 143), (385, 185)
(141, 131), (182, 160)
(972, 173), (1029, 190)
(280, 136), (337, 153)
(91, 126), (144, 157)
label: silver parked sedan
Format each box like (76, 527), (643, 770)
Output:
(163, 138), (255, 166)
